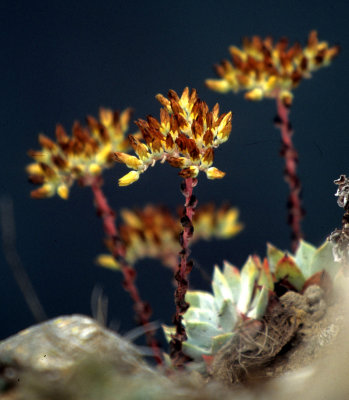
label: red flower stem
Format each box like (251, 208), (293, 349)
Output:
(90, 176), (162, 365)
(275, 97), (304, 253)
(170, 177), (197, 368)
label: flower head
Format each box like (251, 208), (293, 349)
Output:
(97, 203), (243, 271)
(206, 31), (339, 106)
(115, 88), (233, 185)
(27, 108), (138, 199)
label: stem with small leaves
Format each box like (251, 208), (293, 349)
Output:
(170, 177), (197, 368)
(90, 176), (163, 365)
(275, 98), (304, 253)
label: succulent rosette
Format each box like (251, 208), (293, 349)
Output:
(268, 239), (339, 291)
(163, 239), (338, 366)
(162, 256), (272, 365)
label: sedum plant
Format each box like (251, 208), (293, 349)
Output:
(115, 87), (233, 367)
(267, 239), (339, 291)
(162, 239), (339, 368)
(26, 87), (238, 368)
(206, 31), (339, 252)
(26, 108), (165, 364)
(163, 257), (271, 367)
(22, 31), (343, 377)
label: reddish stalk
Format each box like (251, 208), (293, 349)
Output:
(275, 98), (304, 253)
(170, 177), (198, 368)
(90, 176), (163, 365)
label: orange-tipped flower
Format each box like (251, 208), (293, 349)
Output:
(206, 31), (339, 106)
(115, 87), (233, 186)
(27, 108), (138, 199)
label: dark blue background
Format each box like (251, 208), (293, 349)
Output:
(1, 0), (348, 344)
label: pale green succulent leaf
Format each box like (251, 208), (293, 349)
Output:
(267, 242), (288, 273)
(295, 240), (317, 277)
(218, 300), (238, 332)
(185, 291), (216, 313)
(257, 259), (274, 291)
(211, 332), (235, 354)
(185, 321), (221, 349)
(212, 266), (233, 308)
(182, 342), (211, 361)
(247, 286), (269, 320)
(275, 256), (305, 291)
(237, 256), (258, 314)
(310, 240), (339, 279)
(184, 306), (218, 326)
(222, 261), (241, 303)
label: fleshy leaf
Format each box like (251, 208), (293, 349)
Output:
(185, 291), (216, 313)
(222, 261), (241, 303)
(258, 258), (274, 291)
(275, 255), (305, 291)
(267, 243), (287, 273)
(184, 307), (218, 326)
(218, 300), (238, 332)
(302, 270), (332, 293)
(211, 332), (235, 354)
(185, 321), (221, 349)
(247, 286), (269, 319)
(212, 265), (234, 308)
(295, 240), (316, 278)
(237, 256), (258, 314)
(309, 240), (340, 279)
(182, 342), (211, 361)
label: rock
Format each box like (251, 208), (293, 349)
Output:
(0, 314), (151, 397)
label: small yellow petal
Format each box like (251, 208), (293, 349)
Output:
(206, 167), (226, 180)
(57, 184), (69, 199)
(120, 209), (143, 229)
(205, 79), (231, 93)
(89, 163), (102, 175)
(99, 108), (113, 127)
(26, 163), (44, 176)
(118, 171), (140, 186)
(30, 184), (55, 199)
(245, 88), (264, 101)
(266, 76), (278, 90)
(95, 143), (112, 164)
(95, 254), (120, 270)
(114, 152), (143, 170)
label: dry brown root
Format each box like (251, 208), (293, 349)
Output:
(211, 285), (329, 385)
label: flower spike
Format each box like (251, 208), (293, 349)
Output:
(206, 31), (339, 106)
(115, 88), (233, 185)
(27, 108), (138, 199)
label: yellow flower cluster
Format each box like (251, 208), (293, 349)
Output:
(114, 87), (233, 186)
(27, 109), (137, 199)
(206, 31), (339, 106)
(96, 203), (243, 271)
